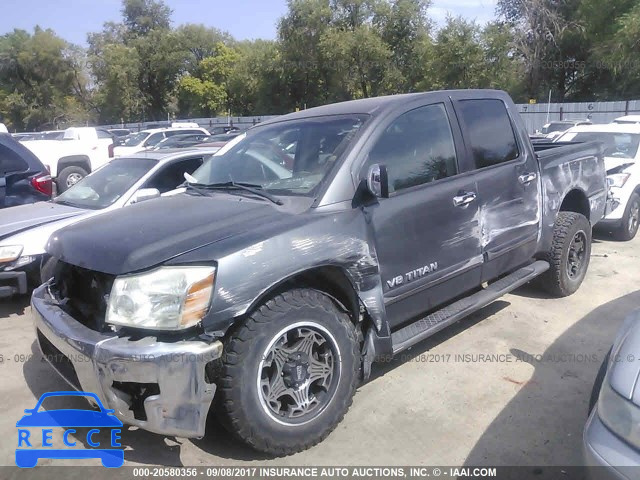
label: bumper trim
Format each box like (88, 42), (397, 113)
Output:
(31, 283), (223, 438)
(0, 271), (27, 298)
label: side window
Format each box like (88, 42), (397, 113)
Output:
(366, 103), (458, 194)
(457, 99), (520, 169)
(144, 132), (164, 147)
(143, 157), (204, 193)
(0, 145), (28, 175)
(96, 129), (112, 139)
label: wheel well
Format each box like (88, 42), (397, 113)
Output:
(559, 189), (590, 222)
(57, 156), (91, 175)
(245, 266), (361, 325)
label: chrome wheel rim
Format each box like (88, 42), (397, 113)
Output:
(66, 173), (83, 187)
(566, 230), (587, 279)
(257, 322), (341, 426)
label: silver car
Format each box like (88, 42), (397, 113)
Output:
(0, 148), (218, 297)
(585, 309), (640, 479)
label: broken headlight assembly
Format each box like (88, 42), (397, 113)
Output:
(607, 173), (631, 188)
(106, 266), (216, 331)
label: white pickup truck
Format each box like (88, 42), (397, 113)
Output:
(22, 127), (114, 192)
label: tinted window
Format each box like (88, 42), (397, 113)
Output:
(458, 99), (519, 168)
(366, 103), (458, 193)
(165, 129), (203, 137)
(144, 157), (204, 192)
(0, 144), (28, 174)
(144, 132), (164, 147)
(96, 129), (113, 139)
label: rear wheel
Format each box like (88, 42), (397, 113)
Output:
(615, 192), (640, 241)
(217, 289), (359, 456)
(57, 166), (88, 192)
(540, 212), (592, 297)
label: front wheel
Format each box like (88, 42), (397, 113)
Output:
(217, 289), (359, 456)
(615, 192), (640, 241)
(540, 211), (592, 297)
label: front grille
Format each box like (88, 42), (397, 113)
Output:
(51, 262), (115, 332)
(37, 330), (81, 390)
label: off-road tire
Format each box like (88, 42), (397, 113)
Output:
(217, 289), (359, 456)
(615, 192), (640, 241)
(540, 211), (592, 297)
(57, 166), (88, 193)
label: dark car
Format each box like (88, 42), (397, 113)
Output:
(152, 133), (211, 150)
(34, 90), (608, 456)
(0, 133), (52, 209)
(209, 125), (240, 135)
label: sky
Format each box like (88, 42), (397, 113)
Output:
(0, 0), (498, 45)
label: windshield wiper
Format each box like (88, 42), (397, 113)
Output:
(184, 182), (214, 197)
(198, 181), (284, 205)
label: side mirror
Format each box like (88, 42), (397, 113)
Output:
(130, 188), (160, 204)
(366, 164), (389, 199)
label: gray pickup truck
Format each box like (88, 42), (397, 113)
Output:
(32, 90), (607, 456)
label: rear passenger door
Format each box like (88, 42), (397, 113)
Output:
(360, 100), (483, 328)
(452, 95), (541, 282)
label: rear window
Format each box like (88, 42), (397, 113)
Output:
(0, 144), (28, 174)
(457, 99), (520, 169)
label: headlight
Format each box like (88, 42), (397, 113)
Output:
(0, 245), (23, 263)
(598, 380), (640, 449)
(106, 266), (216, 331)
(607, 173), (630, 188)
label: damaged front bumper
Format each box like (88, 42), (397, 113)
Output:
(31, 283), (223, 438)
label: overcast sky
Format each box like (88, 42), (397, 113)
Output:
(0, 0), (498, 45)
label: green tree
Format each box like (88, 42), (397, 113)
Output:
(0, 27), (90, 130)
(177, 43), (240, 116)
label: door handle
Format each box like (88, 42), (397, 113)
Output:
(453, 191), (477, 207)
(518, 172), (537, 184)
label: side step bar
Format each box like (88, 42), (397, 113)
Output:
(391, 260), (550, 354)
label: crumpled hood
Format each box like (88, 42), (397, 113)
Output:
(47, 194), (293, 275)
(0, 202), (85, 241)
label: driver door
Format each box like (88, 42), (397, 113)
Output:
(359, 100), (483, 328)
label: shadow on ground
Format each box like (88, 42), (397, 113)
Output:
(0, 294), (30, 317)
(463, 290), (640, 479)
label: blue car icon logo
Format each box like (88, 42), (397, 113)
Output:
(16, 391), (124, 468)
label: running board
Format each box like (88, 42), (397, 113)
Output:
(391, 260), (550, 354)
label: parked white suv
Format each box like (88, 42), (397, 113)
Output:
(557, 124), (640, 240)
(114, 124), (210, 156)
(22, 127), (115, 192)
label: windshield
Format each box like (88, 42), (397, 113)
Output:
(54, 158), (157, 209)
(121, 132), (149, 146)
(559, 131), (640, 159)
(190, 115), (367, 196)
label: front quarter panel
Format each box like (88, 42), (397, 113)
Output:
(170, 208), (386, 335)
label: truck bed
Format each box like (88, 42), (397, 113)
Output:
(535, 140), (607, 251)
